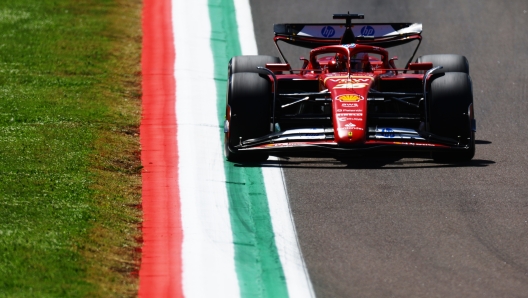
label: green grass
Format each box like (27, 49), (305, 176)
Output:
(0, 0), (142, 297)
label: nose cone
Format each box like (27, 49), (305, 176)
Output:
(325, 75), (373, 144)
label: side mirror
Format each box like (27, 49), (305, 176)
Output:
(265, 63), (291, 72)
(299, 57), (309, 69)
(389, 56), (398, 74)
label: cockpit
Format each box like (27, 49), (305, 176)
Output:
(310, 45), (387, 74)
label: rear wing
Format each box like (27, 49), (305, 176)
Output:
(274, 23), (422, 49)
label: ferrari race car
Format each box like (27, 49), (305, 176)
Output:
(224, 13), (476, 162)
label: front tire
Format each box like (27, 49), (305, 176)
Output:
(428, 72), (475, 161)
(225, 72), (271, 162)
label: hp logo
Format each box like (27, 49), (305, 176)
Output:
(360, 25), (375, 36)
(381, 128), (395, 138)
(321, 26), (335, 38)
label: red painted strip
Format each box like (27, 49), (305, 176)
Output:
(139, 0), (183, 296)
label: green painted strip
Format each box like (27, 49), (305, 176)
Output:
(208, 0), (289, 297)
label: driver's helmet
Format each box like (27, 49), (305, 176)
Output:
(334, 53), (348, 71)
(351, 52), (372, 72)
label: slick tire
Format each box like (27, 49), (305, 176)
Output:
(416, 54), (469, 74)
(224, 72), (271, 162)
(228, 55), (281, 76)
(428, 72), (475, 161)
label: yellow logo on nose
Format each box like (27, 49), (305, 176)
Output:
(337, 94), (364, 101)
(348, 131), (353, 137)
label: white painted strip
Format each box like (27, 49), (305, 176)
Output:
(173, 0), (240, 297)
(233, 0), (259, 55)
(234, 1), (316, 297)
(262, 159), (316, 298)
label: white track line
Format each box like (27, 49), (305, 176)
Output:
(234, 1), (315, 297)
(173, 0), (240, 297)
(233, 0), (259, 56)
(262, 160), (316, 298)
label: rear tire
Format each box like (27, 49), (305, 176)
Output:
(416, 54), (469, 74)
(228, 55), (281, 77)
(428, 72), (475, 161)
(225, 72), (271, 162)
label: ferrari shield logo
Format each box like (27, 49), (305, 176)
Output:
(348, 131), (353, 137)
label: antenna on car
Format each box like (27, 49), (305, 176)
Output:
(333, 12), (364, 44)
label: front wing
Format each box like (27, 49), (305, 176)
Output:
(230, 127), (472, 157)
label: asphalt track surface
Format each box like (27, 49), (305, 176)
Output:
(250, 1), (528, 297)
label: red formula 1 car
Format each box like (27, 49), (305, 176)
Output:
(224, 13), (476, 162)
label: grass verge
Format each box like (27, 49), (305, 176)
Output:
(0, 0), (142, 296)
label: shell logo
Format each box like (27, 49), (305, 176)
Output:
(336, 94), (364, 102)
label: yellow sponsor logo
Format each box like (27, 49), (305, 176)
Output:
(336, 94), (364, 102)
(348, 131), (353, 137)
